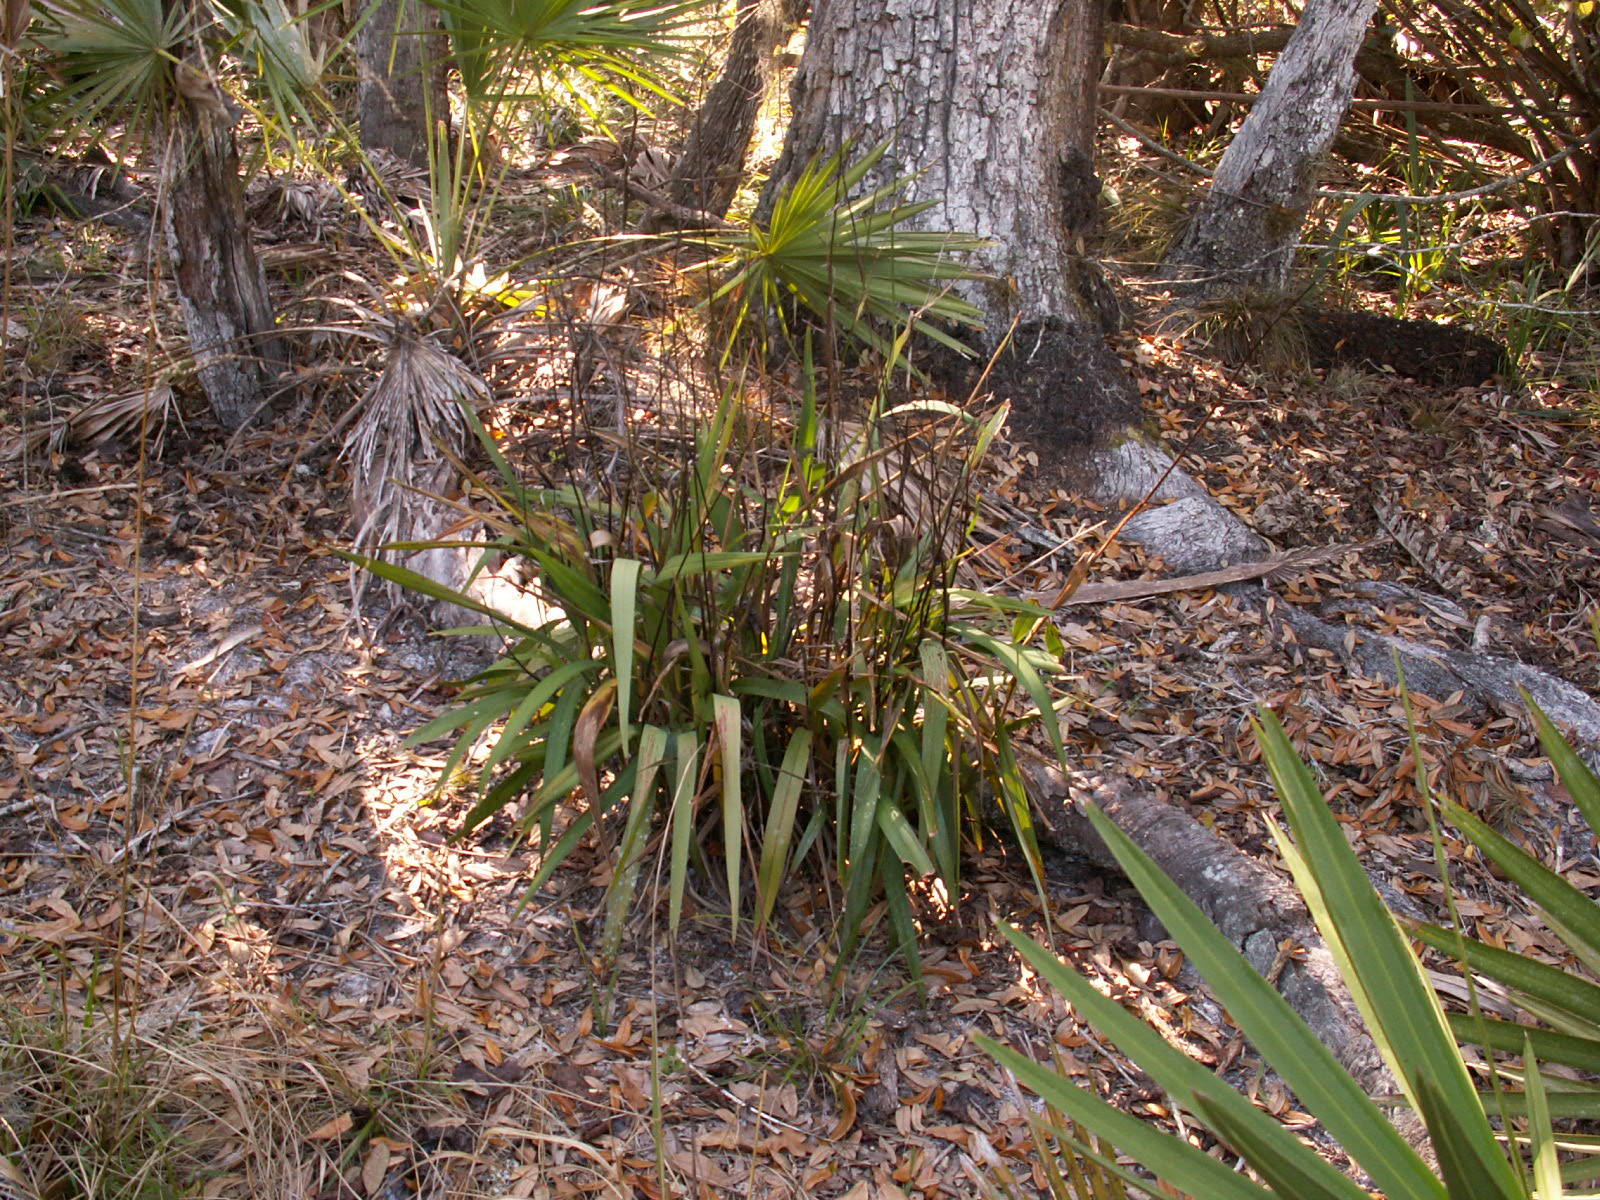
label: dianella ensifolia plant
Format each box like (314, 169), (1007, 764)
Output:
(343, 356), (1064, 981)
(1402, 689), (1600, 1190)
(982, 700), (1600, 1200)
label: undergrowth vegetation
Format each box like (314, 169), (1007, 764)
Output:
(987, 693), (1600, 1200)
(3, 0), (1600, 1193)
(348, 351), (1064, 986)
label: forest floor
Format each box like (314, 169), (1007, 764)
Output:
(2, 148), (1599, 1198)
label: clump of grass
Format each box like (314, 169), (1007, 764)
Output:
(0, 1008), (219, 1197)
(0, 990), (478, 1196)
(1185, 290), (1310, 376)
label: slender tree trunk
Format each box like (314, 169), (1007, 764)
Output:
(161, 101), (285, 432)
(664, 0), (801, 222)
(356, 0), (448, 167)
(1164, 0), (1378, 293)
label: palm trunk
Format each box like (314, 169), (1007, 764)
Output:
(665, 0), (803, 222)
(357, 0), (449, 168)
(161, 106), (284, 432)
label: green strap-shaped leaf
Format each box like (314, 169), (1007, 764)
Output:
(1258, 709), (1520, 1198)
(875, 798), (935, 878)
(480, 659), (598, 779)
(1001, 909), (1410, 1200)
(335, 550), (544, 637)
(1413, 920), (1600, 1032)
(1527, 698), (1600, 835)
(1411, 1077), (1525, 1200)
(977, 1034), (1277, 1200)
(599, 725), (669, 966)
(652, 550), (778, 583)
(610, 558), (641, 755)
(1468, 1090), (1600, 1120)
(1442, 799), (1600, 969)
(755, 729), (811, 931)
(959, 628), (1065, 760)
(1446, 1012), (1600, 1074)
(1525, 1041), (1562, 1200)
(667, 731), (699, 936)
(712, 694), (743, 938)
(1191, 1089), (1371, 1200)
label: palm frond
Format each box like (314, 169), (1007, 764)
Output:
(345, 324), (491, 608)
(430, 0), (709, 112)
(2, 385), (177, 461)
(33, 0), (191, 141)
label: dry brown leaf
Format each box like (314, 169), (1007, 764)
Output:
(306, 1112), (354, 1141)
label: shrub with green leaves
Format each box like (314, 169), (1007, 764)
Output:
(696, 140), (990, 366)
(344, 363), (1063, 981)
(982, 701), (1600, 1200)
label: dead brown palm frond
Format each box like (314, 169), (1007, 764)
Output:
(1, 384), (176, 461)
(345, 322), (492, 614)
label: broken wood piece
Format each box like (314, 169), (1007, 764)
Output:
(1049, 542), (1364, 607)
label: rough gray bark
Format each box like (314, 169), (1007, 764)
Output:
(768, 0), (1102, 337)
(1164, 0), (1378, 292)
(1276, 605), (1600, 763)
(161, 97), (285, 432)
(356, 0), (447, 168)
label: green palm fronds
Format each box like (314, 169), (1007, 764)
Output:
(701, 141), (990, 364)
(430, 0), (709, 110)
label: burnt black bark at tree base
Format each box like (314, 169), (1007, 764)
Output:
(932, 320), (1144, 454)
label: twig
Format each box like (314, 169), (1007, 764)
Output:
(1101, 107), (1600, 207)
(1047, 542), (1367, 607)
(176, 624), (264, 678)
(1101, 81), (1528, 117)
(0, 483), (140, 506)
(595, 168), (739, 230)
(107, 795), (241, 866)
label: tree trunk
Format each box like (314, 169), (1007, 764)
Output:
(1164, 0), (1378, 293)
(768, 0), (1135, 469)
(768, 0), (1105, 337)
(161, 103), (285, 433)
(357, 0), (447, 168)
(663, 0), (802, 222)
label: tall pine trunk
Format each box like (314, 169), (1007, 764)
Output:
(1164, 0), (1378, 293)
(161, 101), (284, 432)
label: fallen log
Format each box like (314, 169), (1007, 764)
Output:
(1026, 762), (1431, 1151)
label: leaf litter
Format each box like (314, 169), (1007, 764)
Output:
(1, 167), (1598, 1199)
